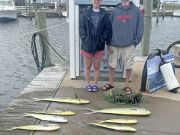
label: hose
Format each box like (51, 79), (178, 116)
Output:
(31, 32), (66, 73)
(166, 40), (180, 68)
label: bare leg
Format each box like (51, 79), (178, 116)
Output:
(124, 69), (132, 88)
(83, 56), (93, 84)
(93, 57), (102, 85)
(108, 66), (115, 85)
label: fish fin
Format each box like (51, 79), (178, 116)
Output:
(82, 108), (97, 114)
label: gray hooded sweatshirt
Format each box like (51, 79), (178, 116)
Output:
(110, 2), (144, 47)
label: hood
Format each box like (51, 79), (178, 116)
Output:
(117, 1), (136, 10)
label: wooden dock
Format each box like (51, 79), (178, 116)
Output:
(0, 66), (67, 135)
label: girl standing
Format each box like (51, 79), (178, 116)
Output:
(79, 0), (111, 92)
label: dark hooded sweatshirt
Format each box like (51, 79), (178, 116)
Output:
(79, 7), (111, 54)
(110, 2), (144, 47)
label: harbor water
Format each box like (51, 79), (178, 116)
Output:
(0, 17), (180, 111)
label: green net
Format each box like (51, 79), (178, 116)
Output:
(104, 88), (143, 105)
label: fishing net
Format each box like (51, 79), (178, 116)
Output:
(104, 88), (143, 104)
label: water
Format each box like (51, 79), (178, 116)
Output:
(0, 18), (69, 111)
(136, 17), (180, 55)
(0, 17), (180, 111)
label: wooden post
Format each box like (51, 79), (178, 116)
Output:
(25, 0), (27, 16)
(59, 0), (62, 17)
(141, 0), (153, 56)
(33, 0), (37, 23)
(172, 1), (175, 17)
(156, 0), (160, 23)
(29, 0), (32, 20)
(35, 11), (52, 67)
(66, 0), (69, 20)
(33, 0), (37, 11)
(162, 2), (166, 20)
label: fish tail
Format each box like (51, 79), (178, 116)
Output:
(6, 128), (15, 130)
(22, 113), (29, 116)
(33, 98), (39, 101)
(82, 108), (97, 114)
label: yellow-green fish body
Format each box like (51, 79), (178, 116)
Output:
(85, 108), (151, 116)
(99, 119), (138, 124)
(35, 111), (76, 116)
(10, 124), (60, 131)
(24, 113), (68, 123)
(89, 123), (136, 132)
(35, 98), (90, 104)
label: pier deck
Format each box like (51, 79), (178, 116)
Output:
(0, 60), (180, 135)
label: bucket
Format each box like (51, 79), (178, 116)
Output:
(160, 62), (180, 91)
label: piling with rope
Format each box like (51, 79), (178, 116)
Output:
(35, 11), (52, 68)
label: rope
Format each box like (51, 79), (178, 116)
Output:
(31, 32), (66, 73)
(0, 22), (67, 43)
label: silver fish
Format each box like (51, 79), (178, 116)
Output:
(24, 113), (68, 123)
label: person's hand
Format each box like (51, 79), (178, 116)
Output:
(108, 46), (113, 54)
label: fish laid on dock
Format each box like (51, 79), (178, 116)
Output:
(84, 108), (151, 116)
(34, 98), (90, 104)
(34, 111), (76, 116)
(8, 124), (60, 131)
(89, 123), (136, 132)
(24, 113), (68, 123)
(99, 119), (138, 124)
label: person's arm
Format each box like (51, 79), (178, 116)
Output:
(103, 13), (112, 46)
(134, 9), (144, 47)
(79, 10), (87, 42)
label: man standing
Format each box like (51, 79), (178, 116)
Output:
(102, 0), (144, 93)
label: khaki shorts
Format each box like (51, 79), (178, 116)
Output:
(109, 45), (135, 70)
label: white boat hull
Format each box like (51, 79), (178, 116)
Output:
(0, 10), (17, 22)
(173, 11), (180, 17)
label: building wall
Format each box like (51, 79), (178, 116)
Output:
(15, 0), (25, 6)
(15, 0), (66, 6)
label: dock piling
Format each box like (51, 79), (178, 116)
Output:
(36, 11), (52, 68)
(141, 0), (153, 56)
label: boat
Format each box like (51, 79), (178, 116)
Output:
(0, 0), (17, 22)
(173, 10), (180, 17)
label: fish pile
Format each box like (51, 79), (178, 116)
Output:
(8, 96), (151, 133)
(85, 107), (151, 132)
(9, 97), (87, 132)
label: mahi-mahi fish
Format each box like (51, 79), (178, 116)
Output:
(89, 123), (136, 132)
(34, 111), (76, 116)
(99, 118), (138, 124)
(34, 98), (90, 104)
(84, 107), (151, 116)
(8, 124), (60, 131)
